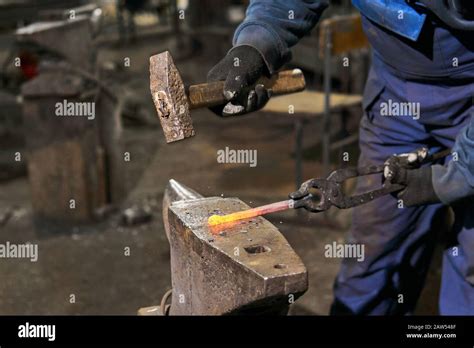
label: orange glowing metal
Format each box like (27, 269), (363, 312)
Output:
(208, 200), (294, 227)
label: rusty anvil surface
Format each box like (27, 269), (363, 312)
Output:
(165, 181), (308, 315)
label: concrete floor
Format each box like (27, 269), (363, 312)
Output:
(0, 35), (441, 315)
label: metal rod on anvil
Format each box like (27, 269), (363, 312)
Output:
(208, 200), (295, 226)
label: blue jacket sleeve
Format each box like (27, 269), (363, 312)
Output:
(432, 115), (474, 205)
(233, 0), (329, 73)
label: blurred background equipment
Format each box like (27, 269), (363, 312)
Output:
(17, 14), (126, 224)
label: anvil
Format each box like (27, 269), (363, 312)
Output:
(142, 180), (308, 315)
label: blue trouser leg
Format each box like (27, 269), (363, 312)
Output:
(330, 117), (446, 315)
(440, 199), (474, 314)
(330, 58), (473, 315)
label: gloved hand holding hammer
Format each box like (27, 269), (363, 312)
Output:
(207, 45), (272, 116)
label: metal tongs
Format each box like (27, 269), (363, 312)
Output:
(290, 147), (451, 212)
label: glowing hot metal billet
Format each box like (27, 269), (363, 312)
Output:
(208, 199), (295, 227)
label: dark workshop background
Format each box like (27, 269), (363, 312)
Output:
(0, 0), (442, 315)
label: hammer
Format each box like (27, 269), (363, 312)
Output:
(150, 51), (306, 143)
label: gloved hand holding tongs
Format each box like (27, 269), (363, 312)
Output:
(290, 147), (451, 212)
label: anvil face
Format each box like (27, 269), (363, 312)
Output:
(167, 197), (308, 315)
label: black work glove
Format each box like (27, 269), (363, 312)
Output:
(207, 45), (272, 117)
(384, 151), (441, 207)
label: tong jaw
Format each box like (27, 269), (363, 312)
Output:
(293, 165), (403, 212)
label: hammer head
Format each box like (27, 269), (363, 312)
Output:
(150, 51), (195, 143)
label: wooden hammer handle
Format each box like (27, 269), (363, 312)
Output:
(187, 69), (306, 109)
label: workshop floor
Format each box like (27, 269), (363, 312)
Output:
(0, 35), (441, 315)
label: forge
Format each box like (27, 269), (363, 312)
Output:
(140, 180), (308, 315)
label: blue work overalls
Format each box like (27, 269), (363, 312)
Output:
(233, 0), (474, 314)
(331, 11), (474, 315)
